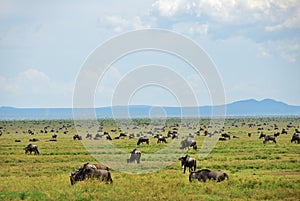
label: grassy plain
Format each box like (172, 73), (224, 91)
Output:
(0, 117), (299, 201)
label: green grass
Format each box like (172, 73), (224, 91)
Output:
(0, 117), (300, 200)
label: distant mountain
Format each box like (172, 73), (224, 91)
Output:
(0, 99), (300, 120)
(225, 99), (300, 116)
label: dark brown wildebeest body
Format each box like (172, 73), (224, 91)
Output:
(137, 137), (149, 145)
(157, 136), (167, 143)
(263, 135), (276, 144)
(179, 155), (196, 174)
(291, 133), (300, 144)
(189, 169), (228, 183)
(24, 144), (39, 155)
(127, 148), (141, 164)
(73, 134), (82, 140)
(180, 138), (197, 150)
(70, 163), (112, 185)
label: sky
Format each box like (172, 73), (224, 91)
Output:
(0, 0), (299, 108)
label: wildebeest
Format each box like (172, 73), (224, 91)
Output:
(208, 170), (229, 182)
(291, 133), (300, 144)
(70, 163), (112, 185)
(86, 133), (92, 140)
(127, 148), (141, 164)
(259, 133), (266, 139)
(106, 134), (112, 140)
(24, 144), (39, 155)
(178, 155), (196, 174)
(274, 132), (280, 137)
(129, 133), (135, 139)
(221, 133), (230, 140)
(81, 162), (109, 171)
(219, 137), (227, 141)
(137, 137), (149, 145)
(119, 133), (127, 138)
(263, 135), (276, 144)
(189, 169), (211, 182)
(15, 139), (21, 142)
(180, 138), (197, 150)
(73, 134), (82, 140)
(157, 136), (167, 144)
(29, 138), (39, 142)
(189, 169), (228, 182)
(281, 128), (288, 134)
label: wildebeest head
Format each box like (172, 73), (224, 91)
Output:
(70, 172), (77, 185)
(178, 155), (189, 166)
(70, 171), (83, 185)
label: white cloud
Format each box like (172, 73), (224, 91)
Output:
(153, 0), (300, 26)
(173, 22), (208, 36)
(265, 10), (300, 32)
(152, 0), (197, 17)
(257, 39), (300, 63)
(102, 15), (151, 33)
(0, 68), (72, 107)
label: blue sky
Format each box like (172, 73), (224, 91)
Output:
(0, 0), (299, 108)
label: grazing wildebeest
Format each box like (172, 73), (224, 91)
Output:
(274, 132), (280, 137)
(291, 133), (300, 144)
(82, 162), (109, 171)
(106, 134), (112, 140)
(157, 136), (167, 144)
(15, 139), (21, 142)
(73, 134), (82, 140)
(189, 169), (228, 182)
(70, 163), (112, 185)
(221, 133), (230, 139)
(189, 169), (211, 182)
(248, 133), (252, 137)
(52, 134), (57, 139)
(207, 170), (229, 182)
(86, 133), (92, 140)
(24, 144), (39, 155)
(180, 139), (197, 150)
(178, 155), (196, 174)
(259, 133), (266, 139)
(219, 137), (227, 141)
(281, 129), (288, 134)
(129, 133), (135, 139)
(137, 137), (149, 145)
(119, 133), (127, 138)
(263, 135), (276, 144)
(127, 148), (141, 164)
(29, 138), (39, 142)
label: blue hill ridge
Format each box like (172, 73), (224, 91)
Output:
(1, 99), (300, 120)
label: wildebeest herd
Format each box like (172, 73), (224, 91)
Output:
(70, 162), (112, 185)
(0, 118), (299, 186)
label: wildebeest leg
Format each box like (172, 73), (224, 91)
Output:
(199, 175), (207, 182)
(35, 149), (39, 155)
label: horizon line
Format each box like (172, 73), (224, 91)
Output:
(1, 98), (299, 109)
